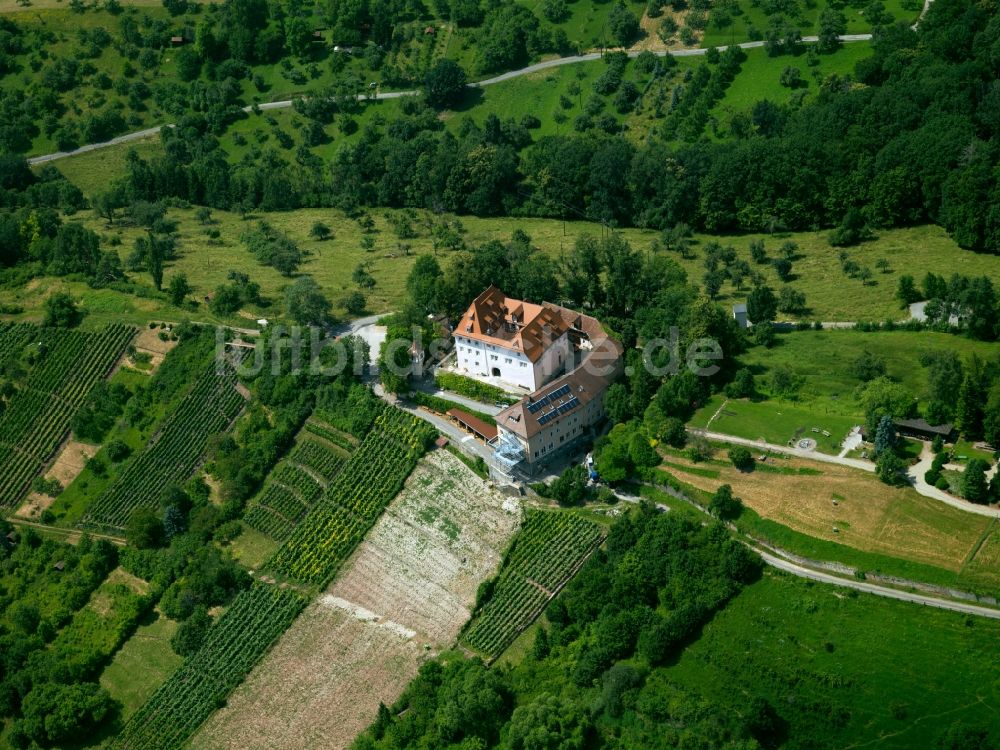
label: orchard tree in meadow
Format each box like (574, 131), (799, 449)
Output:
(343, 291), (366, 316)
(285, 276), (332, 326)
(777, 286), (806, 315)
(44, 292), (82, 328)
(709, 483), (743, 519)
(608, 1), (640, 46)
(703, 270), (723, 299)
(728, 445), (754, 471)
(749, 238), (767, 264)
(661, 223), (694, 258)
(424, 59), (468, 110)
(817, 7), (846, 53)
(168, 273), (192, 306)
(353, 262), (376, 289)
(309, 221), (333, 241)
(772, 256), (793, 281)
(746, 284), (777, 325)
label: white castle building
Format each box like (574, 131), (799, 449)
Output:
(453, 286), (572, 392)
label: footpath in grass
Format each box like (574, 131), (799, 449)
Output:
(666, 571), (1000, 749)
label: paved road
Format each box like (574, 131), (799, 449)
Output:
(647, 466), (1000, 618)
(692, 428), (874, 471)
(909, 442), (1000, 518)
(26, 34), (874, 166)
(691, 428), (1000, 519)
(759, 548), (1000, 619)
(372, 383), (497, 468)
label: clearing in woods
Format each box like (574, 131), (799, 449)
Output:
(191, 449), (521, 750)
(662, 451), (998, 583)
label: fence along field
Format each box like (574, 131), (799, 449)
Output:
(243, 424), (352, 541)
(463, 509), (605, 660)
(82, 352), (248, 531)
(0, 322), (135, 508)
(265, 405), (437, 587)
(110, 583), (306, 750)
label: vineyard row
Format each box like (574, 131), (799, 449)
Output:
(110, 584), (306, 750)
(264, 405), (436, 587)
(0, 323), (135, 508)
(82, 355), (247, 530)
(463, 510), (604, 660)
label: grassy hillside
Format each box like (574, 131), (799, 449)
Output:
(2, 203), (998, 329)
(667, 571), (1000, 748)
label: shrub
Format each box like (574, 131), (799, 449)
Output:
(728, 446), (754, 471)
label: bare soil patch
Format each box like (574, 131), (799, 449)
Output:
(124, 326), (178, 373)
(191, 450), (520, 750)
(15, 439), (98, 519)
(667, 454), (991, 571)
(192, 601), (424, 750)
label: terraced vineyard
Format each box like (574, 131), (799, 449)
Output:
(0, 323), (135, 508)
(82, 355), (248, 531)
(244, 426), (352, 542)
(265, 406), (436, 587)
(111, 584), (306, 750)
(463, 510), (604, 660)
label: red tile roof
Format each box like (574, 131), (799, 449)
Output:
(456, 286), (569, 363)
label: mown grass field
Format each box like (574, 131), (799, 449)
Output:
(692, 394), (857, 452)
(658, 449), (1000, 591)
(99, 609), (183, 720)
(690, 329), (1000, 450)
(225, 524), (279, 571)
(710, 41), (872, 122)
(666, 571), (1000, 749)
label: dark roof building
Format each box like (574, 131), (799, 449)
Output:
(894, 418), (956, 442)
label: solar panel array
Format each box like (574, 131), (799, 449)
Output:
(526, 383), (572, 414)
(535, 394), (581, 427)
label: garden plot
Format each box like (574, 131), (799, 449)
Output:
(190, 450), (520, 750)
